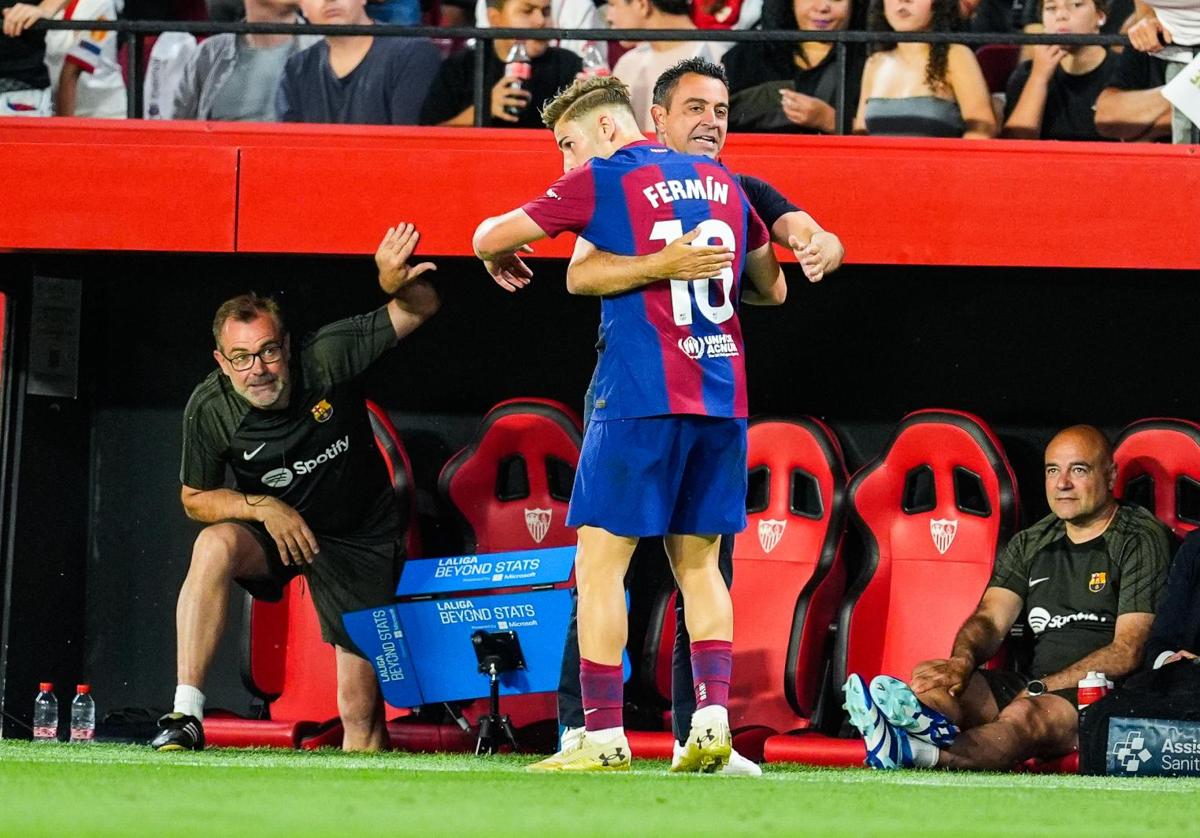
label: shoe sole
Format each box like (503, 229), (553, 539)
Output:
(870, 677), (955, 747)
(670, 730), (732, 774)
(155, 744), (189, 752)
(842, 675), (877, 738)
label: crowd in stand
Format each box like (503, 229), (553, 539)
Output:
(0, 0), (1195, 141)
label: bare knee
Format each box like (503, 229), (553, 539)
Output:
(189, 525), (245, 580)
(996, 698), (1073, 753)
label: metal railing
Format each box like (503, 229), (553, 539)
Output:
(27, 18), (1139, 131)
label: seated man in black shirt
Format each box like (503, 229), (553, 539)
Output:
(1002, 0), (1115, 140)
(152, 224), (439, 752)
(844, 425), (1170, 771)
(419, 0), (581, 128)
(1094, 44), (1171, 141)
(1145, 531), (1200, 670)
(277, 0), (442, 124)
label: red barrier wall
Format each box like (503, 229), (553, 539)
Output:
(3, 119), (1197, 268)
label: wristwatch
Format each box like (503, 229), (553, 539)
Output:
(1025, 679), (1047, 697)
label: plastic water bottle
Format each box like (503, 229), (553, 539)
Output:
(503, 42), (532, 118)
(33, 682), (58, 742)
(580, 41), (611, 78)
(70, 684), (96, 744)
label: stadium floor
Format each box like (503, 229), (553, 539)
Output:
(2, 741), (1198, 836)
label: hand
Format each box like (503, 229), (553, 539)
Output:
(1128, 15), (1171, 53)
(490, 78), (531, 123)
(2, 3), (45, 36)
(1030, 44), (1068, 80)
(910, 656), (973, 697)
(779, 89), (835, 132)
(376, 222), (436, 295)
(257, 497), (320, 566)
(788, 232), (842, 283)
(485, 245), (535, 292)
(1165, 650), (1199, 665)
(654, 226), (734, 280)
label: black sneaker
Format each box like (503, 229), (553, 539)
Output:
(150, 713), (205, 751)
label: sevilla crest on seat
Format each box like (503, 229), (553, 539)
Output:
(1114, 418), (1200, 541)
(837, 409), (1020, 689)
(438, 398), (583, 553)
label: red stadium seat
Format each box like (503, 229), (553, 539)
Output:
(976, 44), (1020, 94)
(386, 398), (584, 752)
(635, 417), (849, 760)
(764, 409), (1020, 766)
(1114, 418), (1200, 540)
(207, 399), (419, 749)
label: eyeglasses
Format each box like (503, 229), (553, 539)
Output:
(223, 343), (284, 372)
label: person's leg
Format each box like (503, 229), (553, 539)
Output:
(934, 694), (1078, 771)
(176, 523), (274, 707)
(554, 591), (586, 734)
(336, 645), (389, 752)
(913, 670), (1004, 731)
(670, 533), (734, 744)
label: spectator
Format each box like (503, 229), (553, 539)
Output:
(472, 0), (599, 57)
(853, 0), (996, 137)
(45, 0), (125, 117)
(967, 0), (1132, 35)
(175, 0), (313, 121)
(1127, 0), (1200, 142)
(607, 0), (722, 131)
(420, 0), (580, 127)
(1094, 42), (1170, 140)
(365, 0), (420, 24)
(1002, 0), (1115, 140)
(277, 0), (441, 124)
(1, 0), (67, 116)
(722, 0), (866, 133)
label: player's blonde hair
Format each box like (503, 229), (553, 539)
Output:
(540, 76), (635, 129)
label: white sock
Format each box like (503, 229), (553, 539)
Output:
(691, 704), (729, 730)
(586, 726), (624, 745)
(173, 684), (205, 721)
(909, 736), (940, 768)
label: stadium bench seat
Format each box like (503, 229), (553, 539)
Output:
(764, 409), (1020, 766)
(1114, 418), (1200, 540)
(975, 43), (1019, 94)
(631, 417), (849, 761)
(386, 398), (584, 753)
(206, 400), (421, 750)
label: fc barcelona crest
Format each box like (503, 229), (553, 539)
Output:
(1089, 572), (1107, 593)
(525, 508), (552, 544)
(758, 519), (786, 554)
(930, 518), (958, 555)
(310, 399), (334, 423)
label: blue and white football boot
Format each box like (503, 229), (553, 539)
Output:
(869, 675), (959, 748)
(842, 674), (913, 769)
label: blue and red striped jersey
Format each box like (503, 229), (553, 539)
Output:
(522, 140), (769, 420)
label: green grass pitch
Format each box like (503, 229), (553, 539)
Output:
(2, 741), (1199, 837)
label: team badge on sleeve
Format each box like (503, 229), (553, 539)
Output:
(525, 508), (552, 544)
(930, 519), (958, 555)
(757, 519), (786, 554)
(1088, 572), (1107, 593)
(311, 399), (334, 423)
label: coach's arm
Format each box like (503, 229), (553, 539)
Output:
(775, 211), (844, 284)
(375, 223), (441, 339)
(181, 485), (319, 566)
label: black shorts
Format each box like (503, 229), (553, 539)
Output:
(979, 669), (1078, 711)
(230, 519), (401, 657)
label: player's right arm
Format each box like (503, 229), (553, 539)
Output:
(472, 209), (550, 292)
(565, 230), (735, 296)
(180, 485), (319, 565)
(910, 587), (1023, 696)
(740, 242), (786, 306)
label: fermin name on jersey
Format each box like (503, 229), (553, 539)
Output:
(642, 176), (729, 209)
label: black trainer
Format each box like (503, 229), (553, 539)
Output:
(150, 713), (205, 751)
